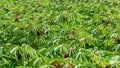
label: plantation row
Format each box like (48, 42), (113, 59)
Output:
(0, 0), (120, 68)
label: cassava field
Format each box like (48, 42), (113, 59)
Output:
(0, 0), (120, 68)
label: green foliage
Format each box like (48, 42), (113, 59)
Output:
(0, 0), (120, 68)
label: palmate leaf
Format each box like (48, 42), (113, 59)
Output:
(54, 44), (68, 54)
(21, 44), (40, 59)
(113, 44), (120, 52)
(62, 64), (74, 68)
(45, 44), (69, 58)
(109, 55), (120, 67)
(39, 65), (55, 68)
(75, 64), (96, 68)
(33, 57), (45, 67)
(10, 46), (19, 54)
(0, 47), (3, 54)
(64, 58), (79, 65)
(75, 48), (92, 63)
(0, 0), (120, 67)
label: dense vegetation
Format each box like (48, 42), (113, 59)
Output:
(0, 0), (120, 68)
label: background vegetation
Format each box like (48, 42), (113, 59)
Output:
(0, 0), (120, 68)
